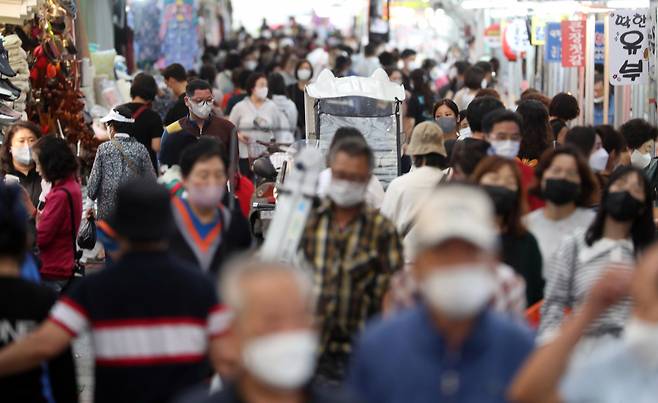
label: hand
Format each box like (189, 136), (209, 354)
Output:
(237, 132), (250, 144)
(586, 267), (632, 314)
(85, 208), (95, 219)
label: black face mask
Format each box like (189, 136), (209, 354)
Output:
(605, 191), (645, 222)
(542, 179), (581, 206)
(483, 185), (517, 217)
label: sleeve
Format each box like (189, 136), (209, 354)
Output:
(140, 146), (157, 179)
(206, 285), (232, 339)
(374, 219), (404, 303)
(228, 102), (241, 127)
(36, 190), (67, 247)
(159, 129), (177, 167)
(537, 235), (578, 343)
(86, 148), (103, 201)
(48, 294), (90, 337)
(229, 207), (253, 251)
(407, 96), (421, 119)
(379, 181), (400, 224)
(150, 113), (164, 139)
(346, 333), (377, 403)
(525, 233), (546, 306)
(366, 176), (385, 210)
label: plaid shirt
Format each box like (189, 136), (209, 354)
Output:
(300, 200), (403, 356)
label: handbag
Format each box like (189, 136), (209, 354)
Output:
(60, 188), (85, 292)
(77, 215), (97, 250)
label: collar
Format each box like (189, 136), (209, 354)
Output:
(114, 133), (130, 138)
(7, 165), (38, 179)
(316, 198), (368, 216)
(579, 237), (634, 263)
(183, 113), (215, 133)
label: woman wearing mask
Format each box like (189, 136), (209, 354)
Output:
(452, 66), (484, 111)
(88, 106), (156, 221)
(0, 121), (42, 209)
(539, 166), (655, 344)
(620, 119), (658, 201)
(433, 99), (460, 141)
(169, 138), (251, 275)
(229, 73), (283, 160)
(33, 136), (82, 293)
(517, 99), (552, 166)
(268, 72), (298, 143)
(564, 126), (610, 175)
(472, 156), (544, 306)
(406, 69), (436, 127)
(287, 60), (313, 137)
(525, 147), (599, 282)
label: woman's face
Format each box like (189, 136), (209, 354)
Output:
(298, 62), (312, 73)
(11, 128), (38, 150)
(435, 105), (457, 121)
(542, 154), (581, 187)
(183, 156), (227, 191)
(592, 134), (603, 155)
(479, 164), (519, 192)
(255, 77), (268, 91)
(638, 139), (655, 155)
(609, 171), (646, 204)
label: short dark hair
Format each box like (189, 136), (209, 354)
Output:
(163, 63), (187, 82)
(329, 127), (365, 152)
(586, 166), (654, 253)
(565, 126), (597, 157)
(596, 125), (627, 154)
(466, 96), (504, 133)
(474, 61), (493, 74)
(475, 88), (501, 100)
(450, 138), (491, 177)
(532, 146), (599, 207)
(179, 137), (229, 177)
(295, 60), (314, 80)
(454, 61), (471, 76)
(32, 136), (78, 182)
(549, 92), (580, 121)
(378, 51), (397, 68)
(268, 72), (287, 96)
(620, 118), (658, 150)
(401, 49), (417, 59)
(245, 73), (267, 96)
(414, 153), (448, 169)
(199, 63), (218, 86)
(223, 51), (242, 71)
(482, 109), (523, 134)
(235, 68), (252, 90)
(550, 118), (568, 141)
(108, 105), (135, 134)
(185, 79), (213, 97)
(1, 120), (41, 174)
(0, 183), (27, 261)
(463, 66), (486, 90)
(364, 43), (377, 57)
(432, 99), (459, 119)
(329, 136), (374, 171)
(130, 73), (158, 101)
(517, 100), (551, 161)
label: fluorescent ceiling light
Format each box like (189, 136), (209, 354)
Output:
(607, 0), (649, 8)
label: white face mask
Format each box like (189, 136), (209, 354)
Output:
(631, 149), (652, 169)
(245, 60), (258, 71)
(11, 145), (32, 165)
(186, 185), (225, 209)
(420, 264), (496, 319)
(625, 317), (658, 368)
(254, 87), (269, 100)
(589, 147), (609, 172)
(297, 69), (312, 81)
(490, 140), (521, 159)
(327, 177), (368, 207)
(459, 127), (472, 139)
(189, 100), (212, 119)
(481, 79), (488, 88)
(393, 79), (403, 86)
(242, 330), (318, 389)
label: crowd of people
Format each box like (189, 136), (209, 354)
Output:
(1, 21), (658, 403)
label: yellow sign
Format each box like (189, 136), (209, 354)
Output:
(531, 16), (546, 46)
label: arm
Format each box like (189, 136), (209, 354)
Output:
(0, 321), (72, 376)
(87, 147), (103, 201)
(526, 234), (546, 306)
(508, 269), (632, 403)
(36, 190), (66, 247)
(140, 146), (157, 179)
(378, 222), (405, 311)
(151, 137), (162, 154)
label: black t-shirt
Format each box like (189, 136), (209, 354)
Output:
(125, 102), (163, 171)
(0, 277), (77, 403)
(287, 83), (306, 135)
(164, 94), (189, 126)
(501, 232), (545, 306)
(407, 92), (435, 124)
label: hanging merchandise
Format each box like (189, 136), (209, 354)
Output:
(545, 22), (563, 63)
(159, 0), (199, 71)
(595, 22), (605, 65)
(531, 16), (546, 46)
(0, 34), (28, 125)
(561, 20), (586, 68)
(609, 9), (650, 86)
(130, 0), (162, 70)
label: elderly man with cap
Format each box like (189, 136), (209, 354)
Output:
(348, 184), (534, 403)
(381, 121), (448, 265)
(194, 258), (361, 403)
(0, 179), (229, 403)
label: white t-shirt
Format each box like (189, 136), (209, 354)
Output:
(524, 207), (596, 280)
(316, 168), (385, 209)
(229, 98), (282, 158)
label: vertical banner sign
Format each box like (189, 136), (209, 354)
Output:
(531, 16), (546, 45)
(595, 22), (605, 65)
(609, 9), (650, 85)
(546, 22), (562, 63)
(561, 20), (586, 67)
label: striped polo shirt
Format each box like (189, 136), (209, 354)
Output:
(48, 251), (231, 403)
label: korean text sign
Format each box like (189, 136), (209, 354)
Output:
(561, 20), (586, 67)
(609, 9), (649, 85)
(546, 22), (562, 63)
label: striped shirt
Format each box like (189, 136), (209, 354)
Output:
(48, 251), (230, 403)
(300, 200), (403, 358)
(538, 229), (635, 342)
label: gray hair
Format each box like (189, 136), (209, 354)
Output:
(219, 256), (316, 313)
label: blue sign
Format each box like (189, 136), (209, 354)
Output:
(546, 22), (562, 63)
(595, 22), (605, 65)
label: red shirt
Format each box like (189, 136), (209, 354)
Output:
(37, 175), (82, 279)
(516, 160), (545, 212)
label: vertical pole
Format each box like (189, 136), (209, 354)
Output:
(603, 14), (610, 125)
(584, 14), (596, 125)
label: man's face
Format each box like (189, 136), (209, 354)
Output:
(486, 121), (521, 143)
(182, 156), (226, 191)
(185, 89), (214, 112)
(330, 151), (371, 184)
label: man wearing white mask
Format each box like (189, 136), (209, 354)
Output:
(301, 136), (403, 384)
(160, 79), (237, 171)
(509, 244), (658, 403)
(198, 258), (360, 403)
(348, 184), (534, 403)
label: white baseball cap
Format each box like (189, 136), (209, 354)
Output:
(100, 108), (135, 124)
(414, 184), (498, 252)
